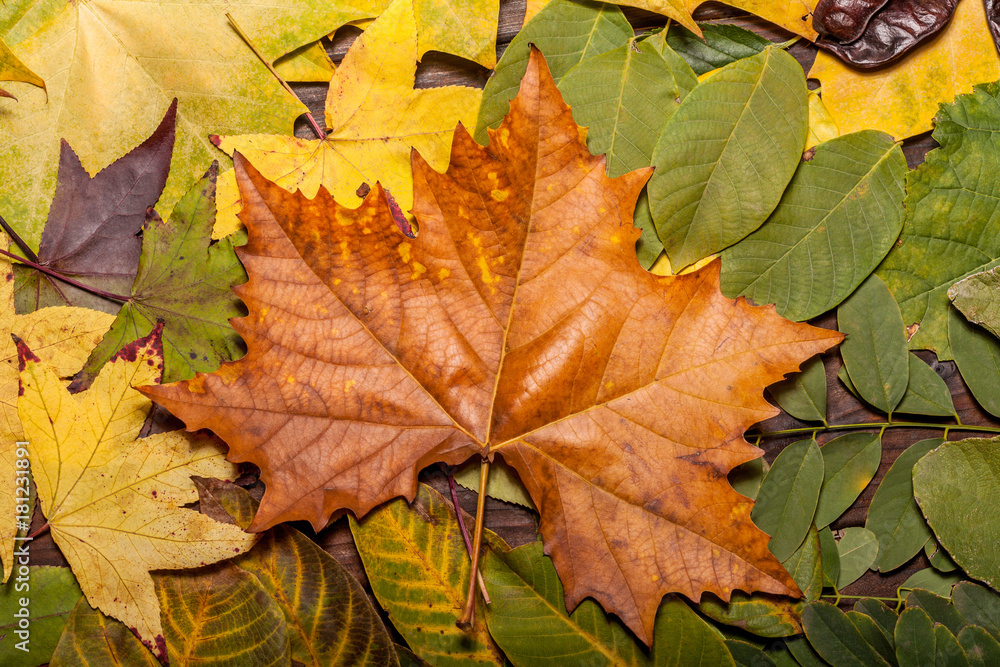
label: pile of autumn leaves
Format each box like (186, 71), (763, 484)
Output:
(5, 0), (1000, 665)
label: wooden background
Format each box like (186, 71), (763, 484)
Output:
(27, 0), (997, 644)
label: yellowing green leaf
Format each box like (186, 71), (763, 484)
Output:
(273, 40), (337, 83)
(0, 36), (43, 100)
(214, 0), (481, 238)
(809, 0), (1000, 140)
(806, 89), (839, 149)
(606, 0), (816, 40)
(16, 327), (256, 659)
(50, 599), (160, 667)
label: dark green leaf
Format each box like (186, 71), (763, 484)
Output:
(49, 598), (159, 667)
(725, 639), (776, 667)
(768, 354), (827, 424)
(649, 47), (808, 270)
(953, 582), (1000, 640)
(783, 635), (825, 666)
(722, 131), (906, 321)
(958, 626), (1000, 667)
(894, 607), (936, 667)
(854, 599), (899, 643)
(926, 540), (959, 573)
(802, 601), (892, 666)
(634, 187), (662, 269)
(651, 597), (735, 667)
(782, 525), (823, 602)
(752, 439), (824, 561)
(913, 437), (1000, 590)
(846, 611), (897, 666)
(900, 569), (963, 598)
(837, 527), (879, 589)
(905, 589), (967, 635)
(819, 527), (841, 588)
(664, 22), (774, 75)
(934, 624), (971, 667)
(730, 456), (768, 501)
(0, 566), (82, 667)
(838, 275), (909, 415)
(949, 307), (1000, 418)
(949, 266), (1000, 339)
(815, 433), (881, 529)
(474, 0), (631, 143)
(896, 353), (957, 417)
(866, 438), (943, 571)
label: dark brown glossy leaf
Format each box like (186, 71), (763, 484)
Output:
(14, 100), (176, 314)
(817, 0), (960, 69)
(813, 0), (891, 42)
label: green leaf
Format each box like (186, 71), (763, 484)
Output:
(838, 363), (862, 402)
(721, 131), (906, 321)
(900, 569), (963, 598)
(905, 589), (967, 635)
(730, 456), (769, 501)
(819, 527), (841, 588)
(815, 433), (881, 529)
(663, 22), (774, 76)
(154, 564), (291, 666)
(648, 46), (808, 270)
(853, 600), (899, 655)
(78, 163), (247, 385)
(0, 566), (82, 667)
(801, 601), (892, 666)
(836, 527), (879, 589)
(913, 437), (1000, 590)
(560, 34), (697, 178)
(752, 438), (824, 561)
(650, 597), (735, 667)
(767, 354), (828, 424)
(894, 607), (936, 667)
(953, 582), (1000, 640)
(866, 438), (942, 572)
(950, 266), (1000, 339)
(397, 645), (434, 667)
(782, 525), (823, 602)
(474, 0), (631, 144)
(351, 483), (505, 666)
(934, 625), (971, 667)
(877, 82), (1000, 360)
(194, 478), (400, 667)
(697, 593), (802, 638)
(926, 540), (959, 573)
(838, 275), (910, 415)
(949, 307), (1000, 418)
(958, 626), (1000, 667)
(726, 640), (777, 667)
(49, 598), (159, 667)
(454, 456), (535, 510)
(846, 611), (897, 666)
(784, 635), (826, 666)
(634, 187), (663, 270)
(895, 353), (957, 418)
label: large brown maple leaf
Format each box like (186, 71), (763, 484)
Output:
(143, 48), (842, 643)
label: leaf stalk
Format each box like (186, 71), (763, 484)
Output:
(751, 421), (1000, 439)
(0, 247), (131, 303)
(446, 466), (491, 604)
(457, 458), (490, 630)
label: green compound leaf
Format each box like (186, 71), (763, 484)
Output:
(953, 582), (1000, 640)
(722, 131), (906, 322)
(560, 33), (697, 178)
(49, 598), (159, 667)
(194, 478), (400, 667)
(351, 483), (505, 666)
(949, 307), (1000, 418)
(752, 438), (824, 562)
(649, 46), (808, 271)
(959, 626), (1000, 667)
(878, 82), (1000, 360)
(801, 602), (892, 667)
(838, 275), (910, 415)
(768, 354), (827, 425)
(664, 22), (773, 76)
(950, 266), (1000, 340)
(474, 0), (631, 144)
(836, 527), (879, 589)
(913, 437), (1000, 590)
(894, 607), (936, 667)
(0, 566), (82, 667)
(866, 438), (943, 572)
(78, 164), (247, 386)
(896, 353), (957, 417)
(815, 433), (881, 529)
(154, 564), (291, 666)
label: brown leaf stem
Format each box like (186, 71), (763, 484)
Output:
(0, 247), (131, 303)
(27, 522), (49, 539)
(0, 213), (38, 263)
(446, 466), (491, 604)
(225, 13), (327, 140)
(457, 458), (490, 630)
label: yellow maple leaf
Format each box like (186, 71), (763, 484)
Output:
(212, 0), (482, 238)
(16, 325), (256, 659)
(810, 0), (1000, 140)
(0, 238), (114, 583)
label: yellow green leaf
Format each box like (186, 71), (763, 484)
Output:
(807, 88), (839, 149)
(50, 598), (160, 667)
(273, 40), (337, 83)
(605, 0), (816, 39)
(214, 0), (481, 238)
(0, 36), (43, 100)
(16, 327), (256, 659)
(809, 0), (1000, 140)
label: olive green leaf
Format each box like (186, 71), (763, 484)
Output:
(949, 307), (1000, 418)
(454, 457), (534, 509)
(698, 593), (802, 638)
(913, 437), (1000, 590)
(894, 607), (936, 667)
(959, 626), (1000, 667)
(926, 540), (959, 573)
(878, 83), (1000, 360)
(49, 599), (159, 667)
(900, 569), (963, 598)
(866, 438), (942, 572)
(853, 599), (898, 649)
(905, 589), (967, 635)
(768, 355), (827, 425)
(634, 188), (662, 269)
(77, 164), (247, 386)
(934, 625), (971, 667)
(721, 131), (906, 322)
(896, 353), (957, 418)
(950, 266), (1000, 340)
(0, 567), (82, 667)
(782, 526), (823, 602)
(649, 46), (808, 271)
(953, 582), (1000, 640)
(838, 275), (909, 415)
(819, 527), (840, 588)
(815, 433), (881, 529)
(351, 483), (505, 666)
(835, 527), (878, 589)
(730, 456), (769, 501)
(752, 438), (824, 561)
(845, 611), (895, 666)
(784, 635), (825, 666)
(726, 640), (777, 667)
(651, 596), (735, 666)
(474, 0), (631, 143)
(801, 602), (892, 667)
(154, 564), (291, 666)
(663, 22), (773, 75)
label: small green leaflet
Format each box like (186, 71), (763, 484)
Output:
(815, 433), (880, 529)
(768, 355), (828, 425)
(835, 527), (878, 589)
(950, 266), (1000, 340)
(751, 438), (823, 562)
(949, 307), (1000, 418)
(801, 602), (891, 667)
(663, 22), (773, 75)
